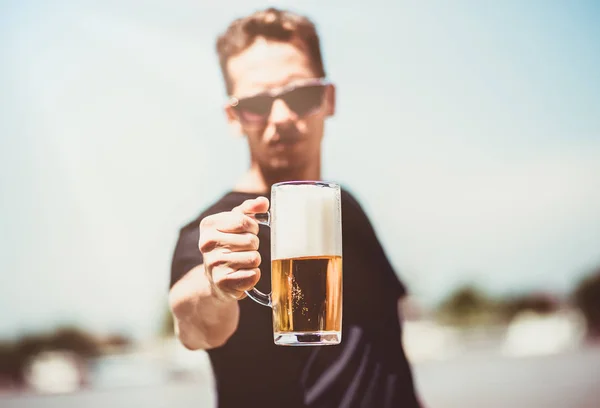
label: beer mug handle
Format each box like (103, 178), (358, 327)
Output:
(245, 212), (272, 307)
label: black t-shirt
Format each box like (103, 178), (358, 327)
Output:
(170, 189), (421, 408)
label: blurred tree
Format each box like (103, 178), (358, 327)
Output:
(161, 307), (175, 337)
(572, 268), (600, 338)
(435, 285), (500, 327)
(0, 326), (133, 388)
(95, 333), (133, 355)
(0, 341), (23, 385)
(15, 334), (51, 360)
(499, 292), (560, 322)
(101, 334), (133, 349)
(48, 327), (100, 357)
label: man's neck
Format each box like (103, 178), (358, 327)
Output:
(234, 161), (321, 194)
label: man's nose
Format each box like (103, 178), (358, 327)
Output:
(269, 98), (296, 125)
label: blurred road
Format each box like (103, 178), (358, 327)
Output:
(2, 345), (599, 408)
(413, 345), (600, 408)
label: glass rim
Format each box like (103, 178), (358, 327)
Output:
(272, 180), (339, 189)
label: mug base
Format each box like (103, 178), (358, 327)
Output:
(274, 331), (341, 346)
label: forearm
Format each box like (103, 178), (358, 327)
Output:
(169, 264), (240, 350)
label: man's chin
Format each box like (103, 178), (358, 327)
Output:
(265, 158), (302, 175)
(268, 160), (293, 171)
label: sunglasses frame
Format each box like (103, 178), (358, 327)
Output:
(228, 77), (330, 122)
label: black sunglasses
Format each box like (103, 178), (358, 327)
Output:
(229, 78), (329, 124)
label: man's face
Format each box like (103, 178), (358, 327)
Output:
(225, 38), (335, 176)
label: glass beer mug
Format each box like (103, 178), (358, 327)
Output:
(247, 181), (343, 346)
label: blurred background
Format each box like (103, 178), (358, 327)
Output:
(1, 0), (599, 407)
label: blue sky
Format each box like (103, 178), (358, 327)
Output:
(1, 0), (599, 340)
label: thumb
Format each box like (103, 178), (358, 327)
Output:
(232, 196), (270, 215)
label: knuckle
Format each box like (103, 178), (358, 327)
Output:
(214, 279), (229, 294)
(204, 253), (216, 269)
(206, 252), (226, 269)
(203, 264), (214, 283)
(250, 234), (260, 250)
(219, 273), (236, 286)
(237, 268), (260, 288)
(238, 199), (253, 212)
(251, 268), (261, 284)
(213, 274), (225, 287)
(199, 216), (214, 230)
(212, 268), (230, 287)
(199, 234), (218, 253)
(215, 277), (240, 297)
(236, 214), (249, 231)
(250, 251), (261, 267)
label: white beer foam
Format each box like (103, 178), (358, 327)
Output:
(271, 184), (342, 260)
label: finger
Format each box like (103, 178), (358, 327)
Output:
(222, 290), (247, 301)
(212, 284), (247, 301)
(232, 197), (270, 215)
(219, 268), (261, 294)
(201, 211), (259, 235)
(199, 230), (259, 253)
(204, 250), (261, 275)
(204, 264), (249, 301)
(221, 250), (261, 270)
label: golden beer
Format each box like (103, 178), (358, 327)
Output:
(271, 255), (342, 338)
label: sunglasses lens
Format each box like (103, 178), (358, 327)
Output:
(283, 84), (326, 116)
(234, 83), (327, 123)
(236, 95), (274, 122)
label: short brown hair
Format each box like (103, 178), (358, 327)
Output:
(216, 7), (327, 95)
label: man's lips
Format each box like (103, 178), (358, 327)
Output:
(271, 139), (302, 152)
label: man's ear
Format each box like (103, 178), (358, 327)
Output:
(325, 83), (336, 117)
(224, 104), (244, 137)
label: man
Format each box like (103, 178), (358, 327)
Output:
(169, 7), (422, 408)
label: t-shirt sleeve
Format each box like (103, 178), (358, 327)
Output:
(345, 192), (407, 300)
(170, 222), (203, 288)
(365, 219), (406, 300)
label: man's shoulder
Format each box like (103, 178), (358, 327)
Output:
(340, 186), (370, 219)
(340, 186), (363, 209)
